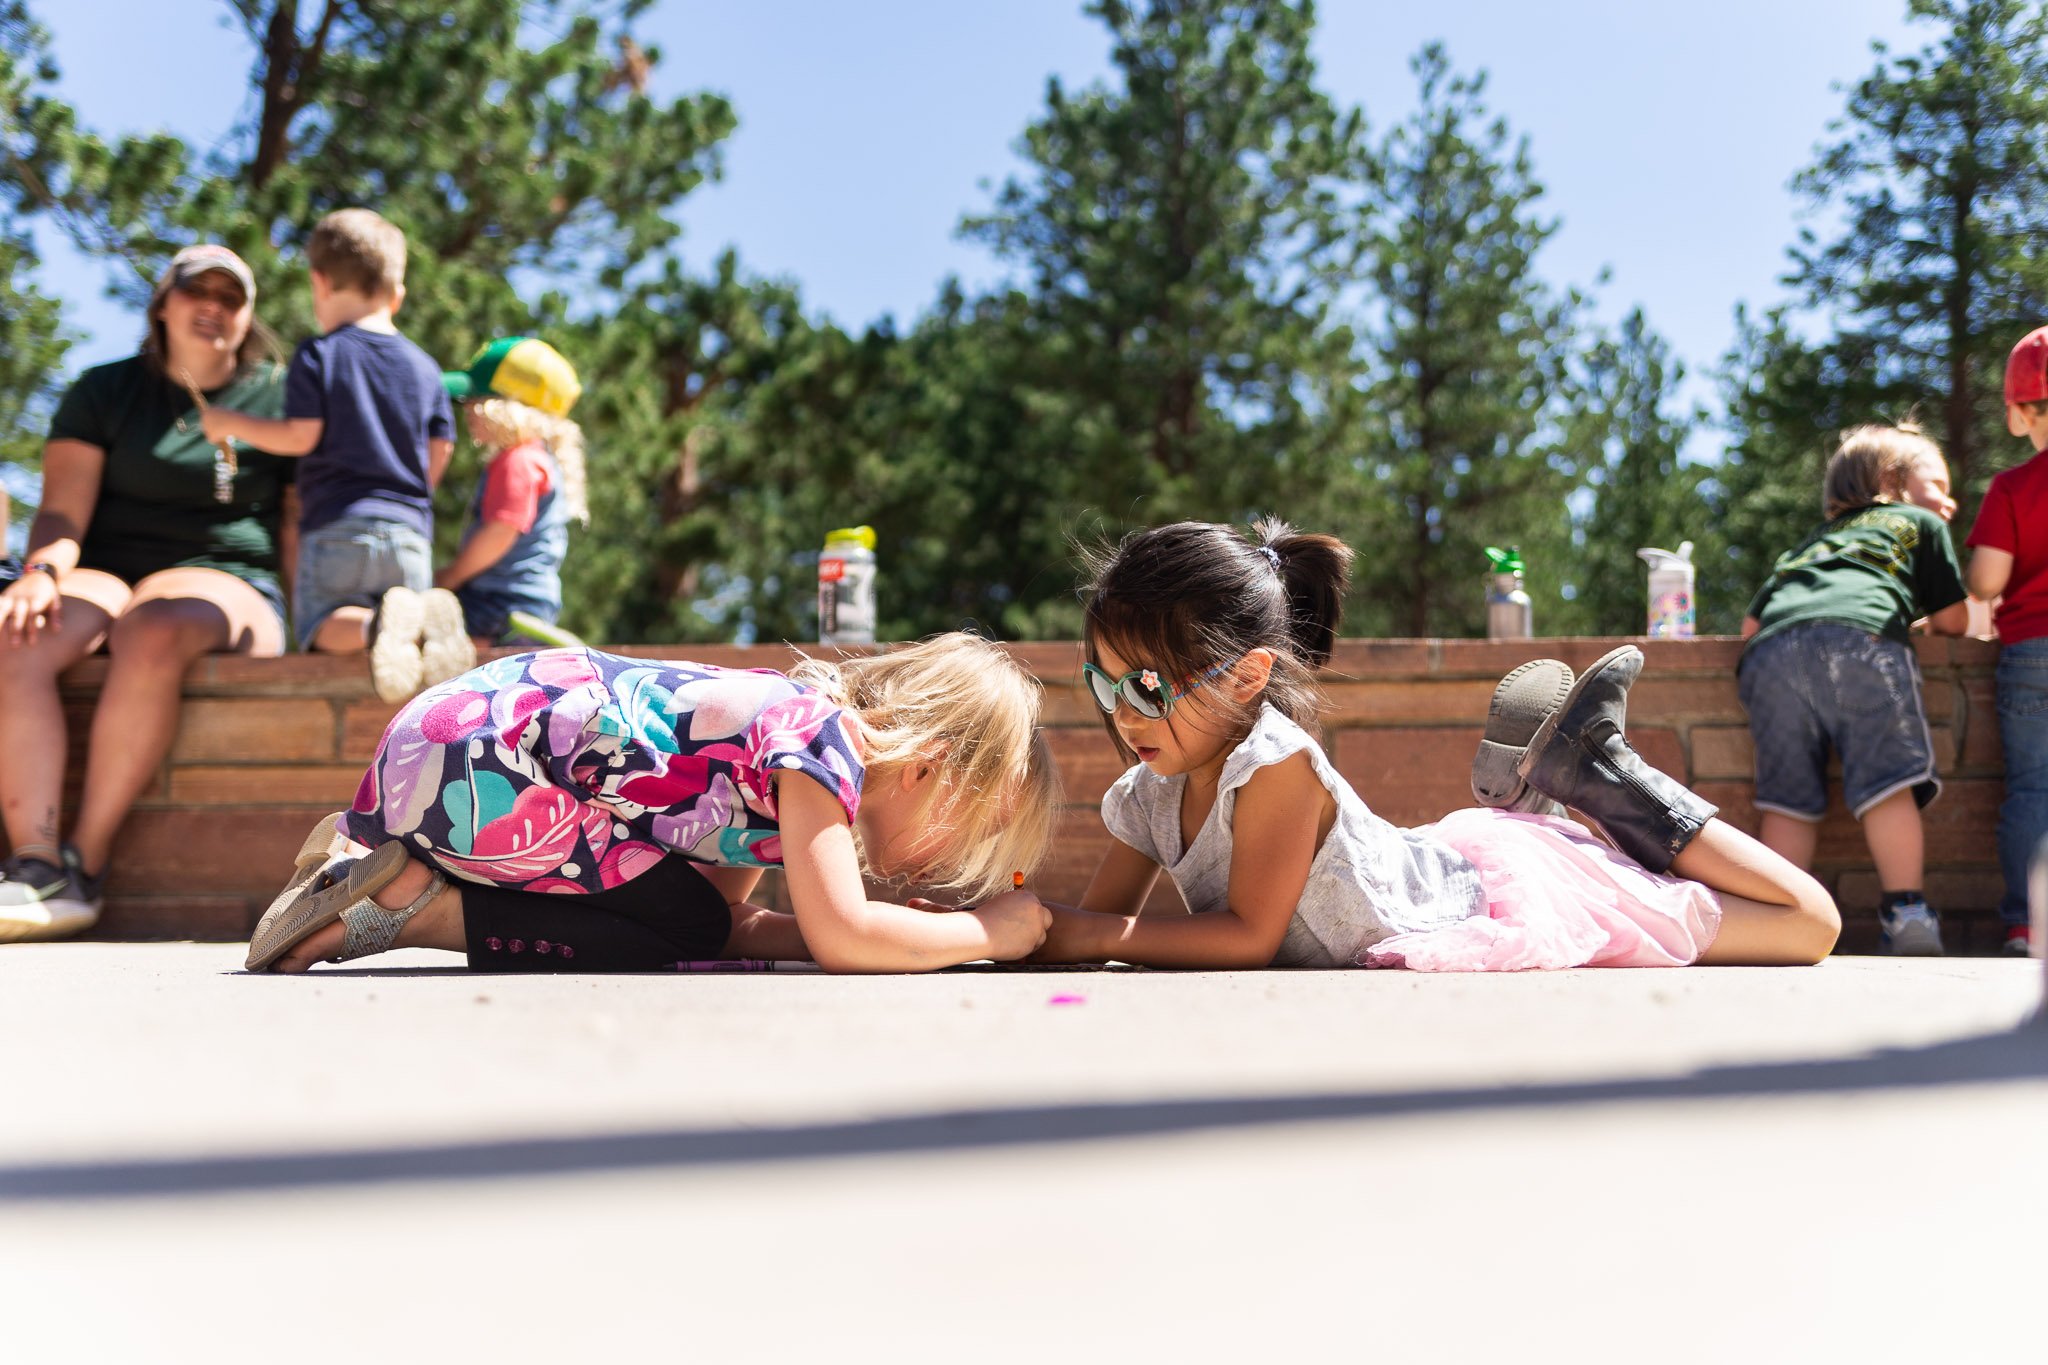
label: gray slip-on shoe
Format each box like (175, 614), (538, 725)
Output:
(1471, 658), (1575, 813)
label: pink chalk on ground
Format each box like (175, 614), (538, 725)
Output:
(1047, 993), (1087, 1006)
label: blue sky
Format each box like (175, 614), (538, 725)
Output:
(30, 0), (1921, 419)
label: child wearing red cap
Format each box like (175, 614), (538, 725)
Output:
(1963, 326), (2048, 955)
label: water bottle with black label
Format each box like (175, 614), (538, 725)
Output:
(818, 525), (877, 645)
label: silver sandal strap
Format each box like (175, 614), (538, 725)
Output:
(337, 868), (446, 961)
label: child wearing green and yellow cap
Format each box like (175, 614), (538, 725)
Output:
(435, 337), (588, 646)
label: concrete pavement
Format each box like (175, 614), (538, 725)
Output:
(1, 945), (2041, 1362)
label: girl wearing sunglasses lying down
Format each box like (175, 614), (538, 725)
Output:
(1030, 520), (1840, 971)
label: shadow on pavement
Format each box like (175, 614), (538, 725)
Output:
(5, 1017), (2041, 1202)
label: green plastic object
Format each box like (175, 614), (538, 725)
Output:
(504, 610), (583, 649)
(1483, 545), (1526, 574)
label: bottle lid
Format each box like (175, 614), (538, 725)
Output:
(825, 525), (877, 550)
(1483, 545), (1525, 574)
(1636, 541), (1694, 569)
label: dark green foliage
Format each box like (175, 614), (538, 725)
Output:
(2, 0), (734, 625)
(959, 0), (1372, 594)
(0, 2), (73, 494)
(1348, 45), (1591, 638)
(1566, 309), (1708, 635)
(9, 0), (1872, 645)
(1721, 0), (2048, 603)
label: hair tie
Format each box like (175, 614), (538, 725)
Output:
(1258, 545), (1282, 572)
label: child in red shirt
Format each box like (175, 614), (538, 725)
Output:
(1964, 325), (2048, 955)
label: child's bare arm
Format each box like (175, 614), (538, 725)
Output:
(427, 437), (454, 488)
(200, 407), (321, 456)
(1968, 546), (2014, 600)
(436, 522), (519, 590)
(722, 903), (810, 960)
(1925, 599), (1972, 636)
(1740, 615), (1761, 639)
(1077, 839), (1162, 916)
(1036, 753), (1326, 968)
(775, 773), (1048, 971)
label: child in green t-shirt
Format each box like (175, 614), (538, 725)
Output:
(1737, 424), (1971, 954)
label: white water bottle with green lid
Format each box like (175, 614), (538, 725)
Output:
(818, 525), (877, 645)
(1484, 545), (1533, 640)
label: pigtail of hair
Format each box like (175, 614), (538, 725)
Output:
(548, 417), (590, 526)
(1252, 517), (1353, 670)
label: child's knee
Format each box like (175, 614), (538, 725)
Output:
(1790, 878), (1842, 962)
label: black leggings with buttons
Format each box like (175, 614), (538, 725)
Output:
(454, 851), (735, 972)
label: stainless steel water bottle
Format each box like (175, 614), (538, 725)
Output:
(818, 525), (877, 645)
(1484, 546), (1533, 640)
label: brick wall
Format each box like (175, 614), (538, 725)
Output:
(22, 635), (2006, 953)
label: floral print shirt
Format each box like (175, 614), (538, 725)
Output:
(346, 648), (865, 893)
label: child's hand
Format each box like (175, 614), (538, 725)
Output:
(1028, 905), (1111, 964)
(970, 889), (1051, 960)
(199, 409), (237, 445)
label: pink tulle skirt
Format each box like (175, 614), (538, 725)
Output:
(1360, 808), (1722, 971)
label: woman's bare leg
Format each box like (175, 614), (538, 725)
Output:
(271, 857), (467, 973)
(0, 570), (125, 858)
(1677, 819), (1842, 965)
(68, 569), (283, 874)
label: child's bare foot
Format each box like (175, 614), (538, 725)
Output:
(271, 858), (465, 973)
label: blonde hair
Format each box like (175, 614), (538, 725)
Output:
(307, 208), (406, 298)
(790, 632), (1059, 903)
(467, 396), (590, 524)
(1823, 423), (1941, 520)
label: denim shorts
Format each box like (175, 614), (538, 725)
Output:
(1737, 621), (1939, 820)
(293, 514), (432, 651)
(455, 584), (558, 644)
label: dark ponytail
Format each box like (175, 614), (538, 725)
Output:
(1251, 516), (1352, 670)
(1081, 518), (1355, 746)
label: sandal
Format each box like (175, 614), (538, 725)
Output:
(245, 839), (431, 972)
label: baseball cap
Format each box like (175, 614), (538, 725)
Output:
(442, 337), (581, 417)
(2006, 326), (2048, 405)
(154, 244), (257, 304)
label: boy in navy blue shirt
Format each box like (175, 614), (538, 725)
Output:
(203, 208), (471, 701)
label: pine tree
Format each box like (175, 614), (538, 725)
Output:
(959, 0), (1371, 550)
(1776, 0), (2048, 508)
(0, 2), (72, 494)
(1566, 309), (1707, 635)
(1353, 44), (1590, 638)
(1, 1), (745, 633)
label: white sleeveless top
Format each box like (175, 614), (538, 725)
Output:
(1099, 704), (1486, 967)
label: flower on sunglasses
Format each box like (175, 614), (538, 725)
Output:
(1139, 669), (1159, 692)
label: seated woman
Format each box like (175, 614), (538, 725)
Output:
(0, 245), (297, 941)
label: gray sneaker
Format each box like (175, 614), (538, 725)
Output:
(1877, 898), (1943, 956)
(0, 847), (101, 943)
